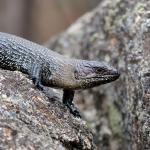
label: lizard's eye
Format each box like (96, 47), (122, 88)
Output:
(94, 67), (106, 73)
(95, 68), (101, 72)
(74, 70), (79, 80)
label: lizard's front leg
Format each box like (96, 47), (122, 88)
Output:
(30, 64), (44, 91)
(63, 89), (81, 118)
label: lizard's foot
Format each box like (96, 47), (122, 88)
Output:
(65, 103), (81, 118)
(32, 77), (44, 91)
(62, 89), (81, 118)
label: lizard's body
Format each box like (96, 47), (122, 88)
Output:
(0, 32), (120, 117)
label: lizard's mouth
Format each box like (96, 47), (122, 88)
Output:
(79, 73), (120, 82)
(95, 74), (120, 81)
(76, 73), (120, 89)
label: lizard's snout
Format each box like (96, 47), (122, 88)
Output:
(112, 68), (120, 76)
(110, 68), (120, 80)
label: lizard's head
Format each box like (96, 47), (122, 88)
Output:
(73, 60), (120, 89)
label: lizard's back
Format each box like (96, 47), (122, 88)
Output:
(0, 32), (62, 75)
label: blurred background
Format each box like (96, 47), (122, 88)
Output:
(0, 0), (100, 43)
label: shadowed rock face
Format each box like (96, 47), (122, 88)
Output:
(0, 70), (96, 150)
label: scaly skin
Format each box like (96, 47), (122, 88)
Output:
(0, 32), (120, 117)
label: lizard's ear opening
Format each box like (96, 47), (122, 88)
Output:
(74, 70), (79, 80)
(48, 74), (53, 80)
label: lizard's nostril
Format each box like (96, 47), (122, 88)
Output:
(117, 71), (120, 77)
(112, 69), (120, 79)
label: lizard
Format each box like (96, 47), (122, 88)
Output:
(0, 32), (120, 117)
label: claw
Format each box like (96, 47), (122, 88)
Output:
(65, 103), (81, 118)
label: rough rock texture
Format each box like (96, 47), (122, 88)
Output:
(0, 70), (96, 150)
(46, 0), (150, 150)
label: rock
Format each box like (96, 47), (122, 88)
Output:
(0, 70), (96, 150)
